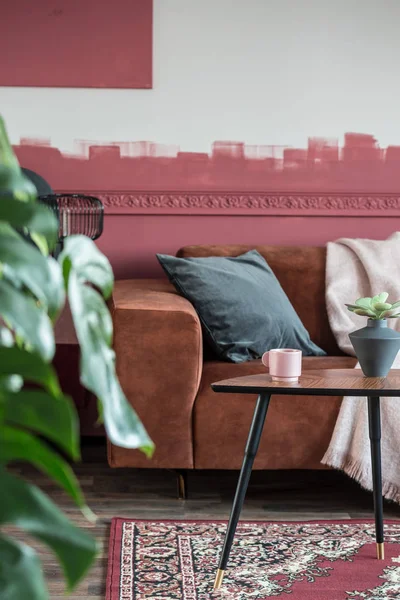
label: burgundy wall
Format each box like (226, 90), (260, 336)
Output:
(14, 133), (400, 279)
(98, 214), (399, 280)
(13, 133), (400, 194)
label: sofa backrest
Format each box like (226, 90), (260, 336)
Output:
(177, 244), (340, 355)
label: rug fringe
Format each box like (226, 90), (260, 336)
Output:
(322, 450), (400, 504)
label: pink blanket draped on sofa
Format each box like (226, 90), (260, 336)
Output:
(322, 232), (400, 503)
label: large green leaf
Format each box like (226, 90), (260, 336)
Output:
(0, 279), (55, 360)
(0, 375), (22, 394)
(0, 117), (37, 201)
(0, 327), (14, 347)
(70, 276), (154, 455)
(0, 534), (47, 600)
(0, 195), (35, 221)
(61, 235), (114, 299)
(25, 205), (58, 252)
(0, 118), (22, 172)
(0, 427), (92, 518)
(60, 237), (154, 456)
(0, 469), (97, 591)
(2, 389), (79, 460)
(0, 347), (60, 396)
(0, 224), (64, 320)
(0, 198), (58, 249)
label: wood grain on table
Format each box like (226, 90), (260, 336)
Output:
(212, 369), (400, 396)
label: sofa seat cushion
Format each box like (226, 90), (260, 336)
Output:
(193, 356), (357, 470)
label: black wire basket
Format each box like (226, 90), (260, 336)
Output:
(39, 194), (104, 244)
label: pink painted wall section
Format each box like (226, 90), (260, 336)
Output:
(98, 215), (400, 280)
(12, 132), (400, 193)
(0, 0), (152, 88)
(13, 135), (400, 278)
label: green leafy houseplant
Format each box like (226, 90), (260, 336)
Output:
(0, 116), (154, 599)
(346, 293), (400, 320)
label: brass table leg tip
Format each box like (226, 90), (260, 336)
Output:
(213, 569), (225, 590)
(377, 543), (385, 560)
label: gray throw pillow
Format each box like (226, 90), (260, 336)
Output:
(157, 250), (326, 363)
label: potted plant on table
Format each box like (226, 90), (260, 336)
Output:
(346, 293), (400, 377)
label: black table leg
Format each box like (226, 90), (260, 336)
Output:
(213, 393), (271, 590)
(367, 395), (384, 560)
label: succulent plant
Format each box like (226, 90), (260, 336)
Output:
(346, 293), (400, 320)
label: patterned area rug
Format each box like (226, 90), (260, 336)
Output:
(106, 519), (400, 599)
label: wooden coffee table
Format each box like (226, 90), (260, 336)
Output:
(211, 368), (400, 590)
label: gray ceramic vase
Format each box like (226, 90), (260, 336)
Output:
(349, 319), (400, 377)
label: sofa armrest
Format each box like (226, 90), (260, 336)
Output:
(108, 279), (203, 469)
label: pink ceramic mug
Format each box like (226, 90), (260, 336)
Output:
(262, 348), (302, 382)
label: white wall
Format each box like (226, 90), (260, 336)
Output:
(2, 0), (400, 153)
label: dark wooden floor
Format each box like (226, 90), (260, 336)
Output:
(9, 438), (400, 599)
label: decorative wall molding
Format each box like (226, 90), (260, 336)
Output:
(81, 191), (400, 216)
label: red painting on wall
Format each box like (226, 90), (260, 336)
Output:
(0, 0), (152, 89)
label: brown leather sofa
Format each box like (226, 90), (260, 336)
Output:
(108, 244), (356, 472)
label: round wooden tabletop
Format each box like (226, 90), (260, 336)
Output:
(211, 368), (400, 396)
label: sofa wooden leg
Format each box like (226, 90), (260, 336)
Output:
(176, 470), (188, 500)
